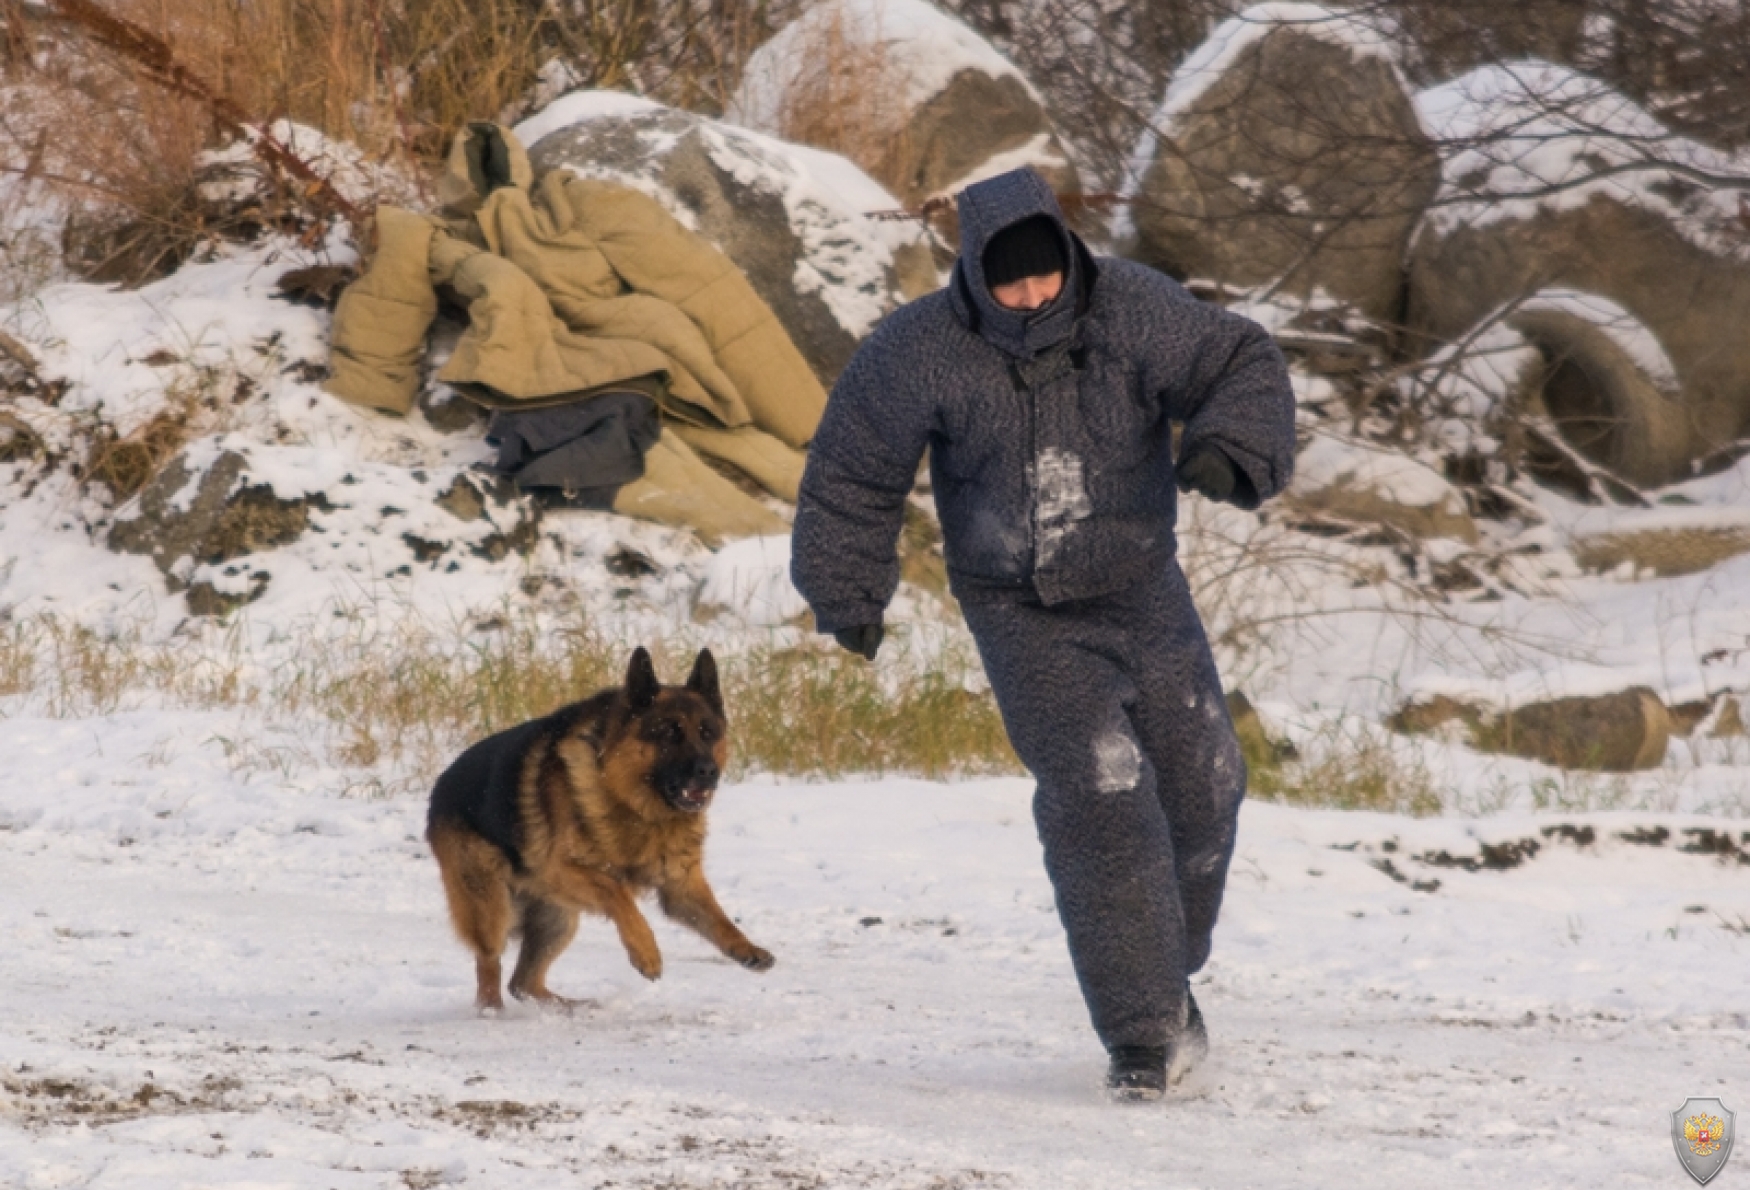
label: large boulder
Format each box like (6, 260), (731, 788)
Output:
(1383, 0), (1589, 80)
(1124, 4), (1439, 322)
(727, 0), (1077, 211)
(1484, 688), (1674, 773)
(518, 92), (936, 391)
(1391, 686), (1672, 771)
(1408, 62), (1750, 476)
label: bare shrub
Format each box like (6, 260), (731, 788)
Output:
(1, 0), (806, 289)
(766, 2), (918, 199)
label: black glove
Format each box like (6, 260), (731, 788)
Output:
(833, 623), (884, 662)
(1176, 448), (1237, 503)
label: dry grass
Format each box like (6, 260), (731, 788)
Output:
(769, 1), (919, 200)
(3, 0), (794, 288)
(1250, 717), (1443, 817)
(0, 608), (1019, 794)
(1572, 526), (1750, 578)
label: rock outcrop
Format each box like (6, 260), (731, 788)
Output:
(1408, 61), (1750, 479)
(1127, 4), (1439, 322)
(108, 445), (545, 615)
(1392, 686), (1672, 771)
(108, 449), (315, 615)
(519, 92), (936, 390)
(727, 0), (1077, 212)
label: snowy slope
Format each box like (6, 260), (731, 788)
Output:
(2, 96), (1750, 1188)
(0, 710), (1745, 1189)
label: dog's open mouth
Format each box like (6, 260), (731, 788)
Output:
(667, 780), (715, 811)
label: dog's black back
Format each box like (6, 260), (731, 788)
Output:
(427, 694), (611, 872)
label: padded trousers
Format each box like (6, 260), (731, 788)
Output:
(961, 563), (1246, 1049)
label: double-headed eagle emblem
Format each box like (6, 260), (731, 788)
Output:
(1673, 1098), (1735, 1185)
(1686, 1113), (1726, 1158)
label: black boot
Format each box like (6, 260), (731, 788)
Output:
(1105, 1045), (1168, 1102)
(1168, 987), (1209, 1087)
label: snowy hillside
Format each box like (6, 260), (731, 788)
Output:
(5, 1), (1750, 1177)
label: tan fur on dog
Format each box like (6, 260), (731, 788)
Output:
(427, 648), (771, 1010)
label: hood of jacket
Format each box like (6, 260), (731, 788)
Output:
(948, 168), (1095, 359)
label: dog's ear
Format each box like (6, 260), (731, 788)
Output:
(625, 646), (660, 711)
(685, 648), (723, 716)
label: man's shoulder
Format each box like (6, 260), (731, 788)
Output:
(876, 288), (959, 341)
(843, 289), (963, 369)
(1086, 257), (1233, 348)
(1090, 256), (1194, 305)
(827, 289), (962, 397)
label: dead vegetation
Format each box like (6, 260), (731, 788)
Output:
(1, 0), (799, 289)
(766, 2), (919, 201)
(0, 608), (1019, 790)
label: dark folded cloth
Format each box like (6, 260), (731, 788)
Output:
(485, 390), (661, 508)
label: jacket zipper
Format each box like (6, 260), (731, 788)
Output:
(1007, 358), (1039, 576)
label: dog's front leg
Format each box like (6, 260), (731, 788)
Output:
(554, 864), (664, 981)
(659, 868), (775, 972)
(603, 885), (664, 981)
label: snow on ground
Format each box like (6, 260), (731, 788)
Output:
(0, 710), (1745, 1189)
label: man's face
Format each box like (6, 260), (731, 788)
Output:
(989, 271), (1064, 312)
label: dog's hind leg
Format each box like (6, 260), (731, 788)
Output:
(429, 822), (515, 1011)
(508, 896), (581, 1006)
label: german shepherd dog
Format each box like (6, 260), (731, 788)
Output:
(427, 647), (773, 1010)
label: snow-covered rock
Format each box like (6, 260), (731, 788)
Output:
(517, 91), (937, 387)
(1287, 434), (1477, 542)
(1122, 3), (1439, 322)
(1508, 291), (1695, 487)
(1407, 61), (1750, 462)
(106, 438), (542, 616)
(1406, 290), (1698, 489)
(727, 0), (1077, 209)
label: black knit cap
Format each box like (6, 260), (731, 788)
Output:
(981, 214), (1066, 287)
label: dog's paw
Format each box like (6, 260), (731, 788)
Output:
(734, 945), (775, 972)
(631, 955), (663, 982)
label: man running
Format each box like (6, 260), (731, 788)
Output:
(791, 166), (1296, 1100)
